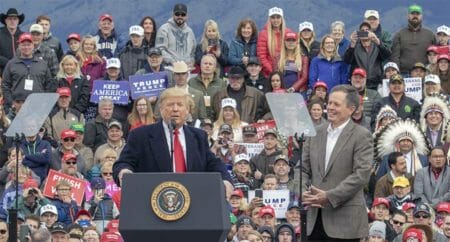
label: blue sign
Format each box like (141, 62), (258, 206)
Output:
(128, 72), (168, 100)
(90, 80), (130, 105)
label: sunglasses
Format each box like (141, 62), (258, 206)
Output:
(65, 161), (77, 165)
(392, 220), (404, 226)
(0, 229), (6, 234)
(414, 214), (430, 219)
(102, 172), (113, 176)
(63, 138), (75, 142)
(174, 12), (186, 17)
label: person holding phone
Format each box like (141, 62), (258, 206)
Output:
(194, 19), (229, 78)
(344, 22), (391, 90)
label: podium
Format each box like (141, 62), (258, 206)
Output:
(119, 172), (231, 242)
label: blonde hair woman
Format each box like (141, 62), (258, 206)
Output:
(212, 98), (248, 143)
(277, 32), (309, 93)
(257, 7), (292, 77)
(195, 19), (229, 77)
(56, 55), (90, 113)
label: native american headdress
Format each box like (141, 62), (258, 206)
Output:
(374, 105), (398, 132)
(375, 119), (429, 159)
(420, 93), (450, 131)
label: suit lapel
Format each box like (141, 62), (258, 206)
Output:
(149, 122), (173, 172)
(317, 126), (328, 177)
(324, 122), (354, 176)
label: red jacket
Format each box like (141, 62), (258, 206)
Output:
(291, 55), (309, 92)
(257, 24), (293, 77)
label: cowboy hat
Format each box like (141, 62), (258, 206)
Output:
(0, 8), (25, 25)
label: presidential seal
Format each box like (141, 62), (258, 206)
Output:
(151, 181), (191, 221)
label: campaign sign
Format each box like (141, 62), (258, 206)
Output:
(235, 143), (264, 158)
(85, 181), (121, 201)
(382, 77), (422, 103)
(90, 80), (129, 105)
(251, 120), (277, 143)
(129, 72), (168, 99)
(248, 190), (290, 219)
(43, 169), (87, 206)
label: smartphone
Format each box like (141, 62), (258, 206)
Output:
(255, 189), (263, 198)
(19, 224), (30, 242)
(208, 39), (218, 46)
(357, 31), (368, 38)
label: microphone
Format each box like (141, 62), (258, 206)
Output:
(168, 119), (177, 131)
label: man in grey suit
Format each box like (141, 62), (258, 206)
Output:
(414, 146), (450, 208)
(299, 84), (373, 241)
(154, 60), (207, 124)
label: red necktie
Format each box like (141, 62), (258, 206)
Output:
(173, 129), (186, 173)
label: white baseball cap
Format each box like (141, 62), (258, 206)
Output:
(129, 25), (144, 36)
(364, 10), (379, 19)
(106, 58), (121, 69)
(424, 74), (440, 84)
(299, 21), (314, 32)
(221, 98), (237, 109)
(29, 24), (44, 34)
(234, 153), (250, 164)
(383, 62), (399, 72)
(268, 7), (283, 17)
(40, 204), (58, 216)
(437, 25), (450, 36)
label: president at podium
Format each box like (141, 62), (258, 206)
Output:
(113, 87), (232, 186)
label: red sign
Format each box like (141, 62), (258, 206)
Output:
(43, 169), (87, 206)
(251, 120), (277, 142)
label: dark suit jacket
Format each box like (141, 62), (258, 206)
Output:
(298, 121), (373, 239)
(113, 121), (231, 185)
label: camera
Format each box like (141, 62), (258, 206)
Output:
(357, 30), (369, 38)
(28, 188), (38, 196)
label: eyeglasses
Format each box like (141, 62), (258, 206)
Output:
(63, 138), (75, 142)
(105, 156), (117, 160)
(0, 229), (6, 234)
(102, 172), (113, 176)
(174, 12), (186, 17)
(57, 188), (71, 192)
(392, 220), (404, 226)
(414, 214), (430, 219)
(65, 161), (77, 165)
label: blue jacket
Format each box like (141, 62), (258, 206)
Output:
(228, 37), (257, 67)
(93, 29), (125, 58)
(113, 121), (232, 185)
(50, 198), (79, 226)
(21, 137), (52, 183)
(337, 37), (350, 58)
(0, 183), (22, 220)
(376, 153), (428, 180)
(308, 54), (349, 91)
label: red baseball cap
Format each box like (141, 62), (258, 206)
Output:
(75, 209), (92, 219)
(62, 153), (77, 162)
(231, 189), (244, 198)
(284, 32), (298, 41)
(313, 81), (328, 90)
(106, 219), (119, 233)
(100, 232), (123, 242)
(372, 197), (390, 209)
(57, 87), (71, 97)
(403, 228), (423, 241)
(18, 33), (33, 43)
(402, 202), (416, 211)
(437, 54), (450, 62)
(427, 45), (438, 53)
(352, 68), (367, 78)
(23, 178), (39, 189)
(437, 202), (450, 214)
(61, 129), (77, 139)
(66, 33), (81, 43)
(258, 205), (275, 217)
(99, 13), (113, 22)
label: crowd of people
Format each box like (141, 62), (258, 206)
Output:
(0, 2), (449, 242)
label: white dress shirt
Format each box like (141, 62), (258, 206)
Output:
(163, 121), (187, 172)
(325, 119), (351, 170)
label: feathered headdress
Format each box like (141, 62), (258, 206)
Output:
(375, 119), (429, 159)
(420, 93), (450, 131)
(374, 105), (398, 131)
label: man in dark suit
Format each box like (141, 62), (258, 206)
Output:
(298, 84), (373, 241)
(113, 87), (232, 188)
